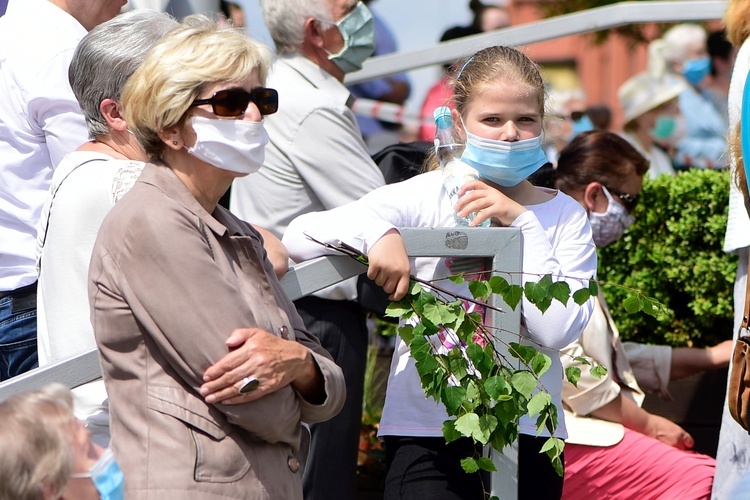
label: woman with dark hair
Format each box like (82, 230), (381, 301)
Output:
(551, 131), (726, 499)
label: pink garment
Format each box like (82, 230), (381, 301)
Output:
(419, 76), (454, 142)
(563, 428), (714, 500)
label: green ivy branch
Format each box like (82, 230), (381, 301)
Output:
(305, 237), (666, 486)
(383, 271), (667, 482)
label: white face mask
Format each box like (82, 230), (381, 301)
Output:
(186, 116), (268, 175)
(589, 186), (635, 247)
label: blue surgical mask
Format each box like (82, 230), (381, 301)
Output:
(570, 114), (594, 138)
(323, 2), (375, 74)
(681, 56), (711, 86)
(460, 132), (548, 187)
(70, 448), (125, 500)
(651, 114), (676, 141)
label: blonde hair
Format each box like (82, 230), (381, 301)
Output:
(122, 15), (273, 159)
(452, 46), (545, 119)
(425, 45), (546, 171)
(725, 0), (750, 198)
(0, 384), (78, 500)
(725, 0), (750, 46)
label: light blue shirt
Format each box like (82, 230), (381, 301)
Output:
(675, 84), (727, 169)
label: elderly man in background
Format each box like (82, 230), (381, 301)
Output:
(660, 23), (727, 169)
(229, 1), (385, 498)
(0, 0), (123, 380)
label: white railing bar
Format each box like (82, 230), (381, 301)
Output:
(0, 227), (522, 400)
(346, 0), (727, 84)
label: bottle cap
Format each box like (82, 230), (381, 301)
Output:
(433, 106), (453, 129)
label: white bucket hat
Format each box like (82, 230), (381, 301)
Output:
(618, 39), (688, 125)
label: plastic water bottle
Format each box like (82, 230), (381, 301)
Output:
(434, 106), (490, 227)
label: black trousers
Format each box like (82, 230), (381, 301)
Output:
(296, 296), (369, 500)
(383, 434), (563, 500)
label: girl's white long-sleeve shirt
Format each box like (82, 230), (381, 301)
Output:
(283, 170), (597, 438)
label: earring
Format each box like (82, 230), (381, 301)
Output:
(172, 140), (178, 146)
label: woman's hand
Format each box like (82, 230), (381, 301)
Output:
(200, 327), (324, 405)
(455, 180), (527, 227)
(367, 229), (411, 301)
(590, 392), (693, 449)
(644, 414), (695, 450)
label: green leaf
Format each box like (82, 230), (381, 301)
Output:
(439, 305), (459, 325)
(448, 352), (469, 381)
(385, 301), (412, 318)
(442, 386), (467, 414)
(524, 281), (547, 304)
(488, 275), (509, 294)
(573, 356), (591, 366)
(479, 414), (499, 441)
(442, 419), (462, 443)
(565, 365), (581, 387)
(469, 280), (491, 300)
(538, 274), (553, 289)
(448, 274), (465, 285)
(527, 392), (552, 417)
(503, 284), (524, 310)
(454, 412), (481, 440)
(397, 324), (414, 345)
(484, 376), (512, 400)
(540, 437), (565, 476)
(572, 288), (591, 305)
(623, 295), (643, 314)
(465, 380), (480, 403)
(530, 352), (552, 377)
(535, 410), (550, 434)
(509, 342), (537, 364)
(588, 279), (599, 296)
(548, 281), (571, 305)
(409, 335), (431, 362)
(460, 457), (480, 474)
(477, 456), (497, 472)
(510, 371), (536, 399)
(590, 365), (608, 379)
(540, 436), (565, 455)
(415, 354), (438, 379)
(422, 302), (444, 326)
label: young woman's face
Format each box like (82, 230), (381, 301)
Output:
(461, 78), (543, 142)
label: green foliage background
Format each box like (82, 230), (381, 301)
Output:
(598, 169), (737, 347)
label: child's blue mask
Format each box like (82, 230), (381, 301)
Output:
(461, 132), (548, 187)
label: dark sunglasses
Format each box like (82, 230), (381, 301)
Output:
(605, 186), (639, 213)
(190, 87), (278, 117)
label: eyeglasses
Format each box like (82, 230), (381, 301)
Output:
(190, 87), (278, 117)
(605, 186), (639, 212)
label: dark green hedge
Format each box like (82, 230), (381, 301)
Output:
(598, 169), (737, 347)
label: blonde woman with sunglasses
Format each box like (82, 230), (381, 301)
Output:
(88, 17), (345, 498)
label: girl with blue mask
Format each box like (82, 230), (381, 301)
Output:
(283, 45), (598, 500)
